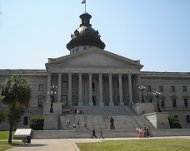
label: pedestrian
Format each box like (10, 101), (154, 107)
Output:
(77, 121), (80, 131)
(99, 128), (104, 139)
(84, 121), (87, 129)
(91, 129), (97, 138)
(65, 120), (70, 128)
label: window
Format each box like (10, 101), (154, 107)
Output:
(62, 95), (67, 102)
(161, 100), (165, 108)
(92, 82), (95, 91)
(62, 81), (68, 89)
(186, 115), (190, 123)
(184, 99), (188, 108)
(172, 99), (176, 107)
(76, 47), (79, 52)
(38, 97), (43, 107)
(147, 85), (152, 92)
(38, 84), (44, 91)
(183, 86), (187, 92)
(23, 116), (28, 125)
(92, 96), (96, 106)
(171, 86), (175, 92)
(149, 98), (153, 103)
(159, 86), (164, 92)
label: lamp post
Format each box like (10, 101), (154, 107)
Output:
(139, 86), (145, 103)
(153, 91), (161, 112)
(48, 85), (57, 113)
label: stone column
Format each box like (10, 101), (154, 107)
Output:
(58, 73), (62, 102)
(47, 73), (51, 102)
(99, 73), (103, 106)
(89, 73), (93, 106)
(68, 73), (72, 105)
(119, 74), (124, 105)
(137, 74), (142, 103)
(109, 73), (114, 106)
(128, 74), (133, 105)
(78, 73), (83, 106)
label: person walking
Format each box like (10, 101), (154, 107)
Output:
(99, 128), (104, 139)
(91, 129), (97, 138)
(83, 120), (87, 129)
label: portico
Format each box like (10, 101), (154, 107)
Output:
(47, 71), (140, 106)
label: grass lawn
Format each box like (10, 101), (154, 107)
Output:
(0, 131), (19, 151)
(0, 131), (13, 140)
(77, 139), (190, 151)
(0, 142), (19, 151)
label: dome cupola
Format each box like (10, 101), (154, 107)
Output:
(66, 12), (105, 54)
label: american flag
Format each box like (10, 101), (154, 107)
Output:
(82, 0), (86, 4)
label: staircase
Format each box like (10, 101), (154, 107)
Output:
(35, 106), (154, 138)
(59, 106), (154, 131)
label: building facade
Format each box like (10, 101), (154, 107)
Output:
(0, 12), (190, 130)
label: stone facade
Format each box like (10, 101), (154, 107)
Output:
(0, 52), (190, 130)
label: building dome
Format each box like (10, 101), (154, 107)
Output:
(66, 13), (105, 53)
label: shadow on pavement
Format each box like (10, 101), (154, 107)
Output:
(17, 144), (47, 147)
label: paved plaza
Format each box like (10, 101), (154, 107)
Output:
(6, 136), (190, 151)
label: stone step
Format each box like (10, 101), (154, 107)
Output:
(32, 129), (137, 139)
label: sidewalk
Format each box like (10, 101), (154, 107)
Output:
(6, 136), (190, 151)
(6, 139), (101, 151)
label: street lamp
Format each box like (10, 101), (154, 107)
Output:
(139, 86), (145, 103)
(153, 91), (161, 112)
(48, 85), (57, 113)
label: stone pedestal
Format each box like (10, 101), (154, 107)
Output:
(132, 103), (155, 115)
(144, 112), (170, 129)
(43, 113), (59, 130)
(43, 102), (51, 114)
(53, 102), (63, 115)
(43, 102), (63, 115)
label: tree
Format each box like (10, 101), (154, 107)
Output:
(1, 75), (31, 144)
(0, 85), (5, 123)
(0, 112), (5, 124)
(168, 115), (182, 128)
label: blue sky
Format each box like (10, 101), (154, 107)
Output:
(0, 0), (190, 72)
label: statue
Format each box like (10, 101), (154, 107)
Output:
(109, 116), (115, 130)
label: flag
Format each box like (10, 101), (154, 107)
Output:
(82, 0), (86, 4)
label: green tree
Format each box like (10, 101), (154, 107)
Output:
(0, 112), (5, 124)
(0, 85), (5, 123)
(1, 75), (31, 144)
(168, 115), (182, 128)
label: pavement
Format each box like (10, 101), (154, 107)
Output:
(6, 136), (190, 151)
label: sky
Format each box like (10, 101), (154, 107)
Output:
(0, 0), (190, 72)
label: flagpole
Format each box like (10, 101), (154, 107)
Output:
(85, 0), (87, 13)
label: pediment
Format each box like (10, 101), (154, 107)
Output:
(46, 48), (143, 70)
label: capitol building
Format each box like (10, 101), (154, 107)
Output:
(0, 10), (190, 133)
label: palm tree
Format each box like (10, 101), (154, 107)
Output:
(1, 75), (31, 144)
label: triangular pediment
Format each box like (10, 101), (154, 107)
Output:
(46, 48), (143, 71)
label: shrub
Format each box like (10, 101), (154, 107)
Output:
(0, 112), (5, 124)
(29, 115), (44, 130)
(168, 115), (182, 128)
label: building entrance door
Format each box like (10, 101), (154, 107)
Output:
(92, 96), (96, 106)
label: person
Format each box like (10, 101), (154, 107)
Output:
(147, 127), (151, 137)
(77, 121), (80, 131)
(91, 129), (97, 138)
(99, 128), (104, 139)
(65, 120), (71, 128)
(110, 116), (115, 131)
(84, 121), (87, 129)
